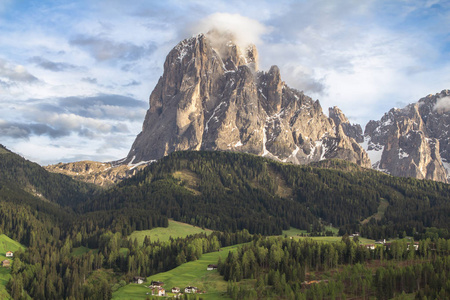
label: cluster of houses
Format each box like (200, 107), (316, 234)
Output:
(364, 239), (420, 251)
(134, 279), (203, 297)
(132, 264), (219, 296)
(2, 251), (13, 268)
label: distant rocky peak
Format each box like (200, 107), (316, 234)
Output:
(329, 106), (350, 125)
(430, 90), (450, 114)
(329, 106), (364, 143)
(362, 89), (449, 183)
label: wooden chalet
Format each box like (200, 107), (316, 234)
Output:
(5, 251), (13, 257)
(364, 244), (375, 250)
(184, 286), (197, 293)
(207, 264), (218, 270)
(151, 287), (165, 296)
(2, 259), (10, 268)
(171, 287), (180, 293)
(150, 280), (164, 287)
(133, 276), (145, 284)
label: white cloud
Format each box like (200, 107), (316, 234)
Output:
(434, 96), (450, 113)
(190, 13), (271, 50)
(0, 59), (38, 83)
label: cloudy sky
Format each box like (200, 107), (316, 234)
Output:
(1, 0), (449, 165)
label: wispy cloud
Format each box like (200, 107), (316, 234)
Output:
(0, 58), (38, 83)
(29, 56), (81, 72)
(70, 35), (157, 62)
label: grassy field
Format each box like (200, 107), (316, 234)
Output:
(362, 198), (389, 225)
(0, 234), (25, 260)
(71, 246), (99, 257)
(128, 220), (213, 245)
(112, 244), (243, 300)
(282, 225), (339, 237)
(172, 170), (201, 195)
(280, 228), (375, 245)
(0, 234), (26, 300)
(282, 227), (308, 237)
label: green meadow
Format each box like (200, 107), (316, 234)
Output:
(128, 220), (213, 245)
(0, 234), (26, 300)
(71, 246), (98, 257)
(113, 244), (242, 300)
(281, 227), (375, 245)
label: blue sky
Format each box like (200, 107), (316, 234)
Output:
(0, 0), (449, 165)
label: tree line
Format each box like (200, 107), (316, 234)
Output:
(220, 236), (450, 299)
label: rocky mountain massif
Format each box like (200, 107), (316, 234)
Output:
(362, 90), (449, 183)
(124, 33), (370, 168)
(46, 34), (449, 184)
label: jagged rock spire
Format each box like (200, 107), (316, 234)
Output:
(124, 34), (371, 168)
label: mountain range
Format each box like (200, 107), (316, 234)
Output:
(47, 33), (449, 183)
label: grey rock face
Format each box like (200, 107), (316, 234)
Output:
(329, 106), (364, 143)
(125, 34), (371, 168)
(362, 90), (449, 183)
(45, 161), (145, 187)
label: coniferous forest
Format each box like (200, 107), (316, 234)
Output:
(0, 145), (449, 299)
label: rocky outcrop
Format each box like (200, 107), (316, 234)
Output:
(362, 90), (449, 183)
(45, 161), (146, 187)
(125, 33), (371, 168)
(329, 106), (364, 143)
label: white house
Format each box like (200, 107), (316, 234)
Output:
(184, 286), (197, 293)
(133, 276), (145, 284)
(5, 251), (13, 258)
(151, 287), (165, 296)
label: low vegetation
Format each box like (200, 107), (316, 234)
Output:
(128, 220), (212, 245)
(0, 234), (25, 300)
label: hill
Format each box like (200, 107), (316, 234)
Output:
(44, 160), (147, 188)
(128, 220), (212, 245)
(0, 234), (26, 300)
(0, 146), (449, 299)
(84, 150), (450, 239)
(0, 144), (97, 207)
(113, 244), (241, 299)
(0, 144), (100, 246)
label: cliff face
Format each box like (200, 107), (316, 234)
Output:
(125, 34), (370, 168)
(44, 161), (146, 188)
(362, 90), (449, 183)
(329, 106), (364, 143)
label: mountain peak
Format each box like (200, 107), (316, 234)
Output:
(123, 34), (371, 168)
(363, 90), (449, 183)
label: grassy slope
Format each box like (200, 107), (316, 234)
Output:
(128, 220), (213, 245)
(72, 220), (213, 258)
(361, 198), (389, 225)
(0, 234), (26, 300)
(71, 246), (99, 257)
(281, 228), (375, 245)
(113, 244), (242, 300)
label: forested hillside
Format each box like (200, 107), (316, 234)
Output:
(84, 151), (450, 238)
(0, 145), (97, 207)
(0, 146), (449, 299)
